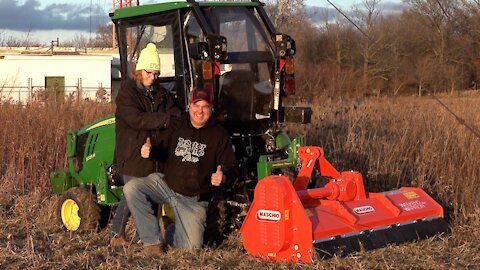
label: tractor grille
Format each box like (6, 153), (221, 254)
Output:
(76, 132), (88, 171)
(86, 132), (99, 157)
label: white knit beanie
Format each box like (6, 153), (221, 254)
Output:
(135, 43), (161, 72)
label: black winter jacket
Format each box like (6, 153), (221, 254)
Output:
(115, 79), (178, 177)
(154, 115), (236, 199)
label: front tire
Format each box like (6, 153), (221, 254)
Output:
(57, 187), (101, 231)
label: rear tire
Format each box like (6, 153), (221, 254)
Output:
(57, 187), (101, 231)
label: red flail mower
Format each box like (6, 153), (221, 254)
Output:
(241, 146), (448, 263)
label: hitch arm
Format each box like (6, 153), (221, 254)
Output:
(293, 146), (341, 190)
(293, 146), (367, 201)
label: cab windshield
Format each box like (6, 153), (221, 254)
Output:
(186, 6), (276, 131)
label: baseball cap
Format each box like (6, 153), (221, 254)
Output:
(190, 89), (213, 105)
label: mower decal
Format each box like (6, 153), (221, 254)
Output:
(398, 200), (427, 211)
(86, 118), (115, 131)
(307, 159), (313, 167)
(403, 191), (419, 199)
(267, 252), (277, 258)
(272, 162), (293, 168)
(353, 206), (375, 215)
(86, 153), (96, 161)
(256, 209), (281, 222)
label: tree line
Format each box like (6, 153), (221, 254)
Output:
(268, 0), (480, 97)
(0, 25), (113, 49)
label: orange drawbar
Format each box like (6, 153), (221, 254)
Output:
(240, 147), (448, 263)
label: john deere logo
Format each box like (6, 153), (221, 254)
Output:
(256, 209), (281, 222)
(353, 206), (375, 215)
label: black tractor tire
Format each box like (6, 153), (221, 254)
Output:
(203, 193), (228, 247)
(57, 187), (101, 232)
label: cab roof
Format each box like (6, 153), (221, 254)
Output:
(110, 1), (260, 20)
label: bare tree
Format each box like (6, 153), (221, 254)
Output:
(404, 0), (476, 92)
(265, 0), (307, 30)
(63, 24), (113, 48)
(64, 33), (89, 48)
(351, 0), (393, 95)
(415, 55), (435, 96)
(458, 0), (480, 85)
(0, 30), (5, 46)
(0, 29), (39, 47)
(377, 16), (408, 95)
(92, 24), (113, 48)
(404, 0), (460, 64)
(319, 9), (353, 70)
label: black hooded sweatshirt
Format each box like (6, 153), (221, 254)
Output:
(154, 115), (236, 199)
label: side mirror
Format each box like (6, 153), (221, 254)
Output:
(188, 42), (209, 60)
(206, 34), (228, 61)
(188, 35), (228, 61)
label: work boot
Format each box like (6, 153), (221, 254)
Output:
(142, 244), (167, 256)
(110, 236), (127, 248)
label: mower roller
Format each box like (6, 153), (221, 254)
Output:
(241, 146), (448, 263)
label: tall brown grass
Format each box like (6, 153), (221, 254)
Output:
(0, 100), (114, 204)
(1, 92), (480, 269)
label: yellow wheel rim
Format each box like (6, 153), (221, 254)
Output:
(61, 199), (80, 231)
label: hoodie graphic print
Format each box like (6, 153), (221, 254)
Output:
(174, 137), (207, 163)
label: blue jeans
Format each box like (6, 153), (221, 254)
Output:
(124, 172), (209, 249)
(111, 174), (134, 238)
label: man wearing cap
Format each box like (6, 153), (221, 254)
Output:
(123, 88), (236, 255)
(112, 43), (179, 246)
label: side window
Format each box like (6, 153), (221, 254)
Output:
(128, 25), (176, 78)
(217, 9), (269, 53)
(186, 17), (204, 43)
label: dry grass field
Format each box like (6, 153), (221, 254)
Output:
(1, 92), (480, 269)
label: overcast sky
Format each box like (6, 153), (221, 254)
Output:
(0, 0), (404, 45)
(0, 1), (106, 31)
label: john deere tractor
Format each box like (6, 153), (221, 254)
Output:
(50, 0), (311, 243)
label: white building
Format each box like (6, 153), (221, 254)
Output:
(0, 48), (115, 103)
(0, 47), (176, 103)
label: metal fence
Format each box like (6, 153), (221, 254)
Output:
(0, 83), (112, 104)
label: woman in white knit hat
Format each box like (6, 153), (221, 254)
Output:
(111, 42), (180, 247)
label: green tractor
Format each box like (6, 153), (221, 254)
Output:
(50, 116), (119, 231)
(50, 0), (311, 243)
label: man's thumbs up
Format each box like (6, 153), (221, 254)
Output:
(141, 137), (152, 158)
(211, 165), (224, 186)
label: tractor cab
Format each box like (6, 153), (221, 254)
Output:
(111, 0), (310, 136)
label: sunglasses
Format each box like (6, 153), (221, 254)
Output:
(144, 70), (160, 78)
